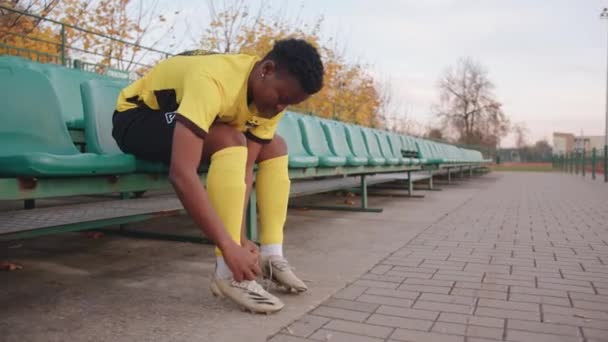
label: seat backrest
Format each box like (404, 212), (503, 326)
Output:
(415, 139), (431, 159)
(0, 55), (33, 68)
(361, 127), (383, 158)
(344, 124), (370, 158)
(376, 130), (398, 159)
(277, 111), (310, 156)
(298, 115), (333, 157)
(321, 119), (354, 157)
(81, 79), (129, 154)
(0, 66), (78, 156)
(400, 135), (415, 153)
(388, 133), (405, 158)
(42, 65), (99, 126)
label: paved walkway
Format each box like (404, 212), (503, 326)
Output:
(270, 172), (608, 342)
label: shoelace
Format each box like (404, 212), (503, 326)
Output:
(270, 257), (291, 272)
(231, 279), (266, 296)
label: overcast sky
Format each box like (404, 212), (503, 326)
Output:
(159, 0), (608, 147)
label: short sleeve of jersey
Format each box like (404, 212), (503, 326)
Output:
(246, 111), (285, 143)
(175, 74), (222, 138)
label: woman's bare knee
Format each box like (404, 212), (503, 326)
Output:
(257, 134), (287, 162)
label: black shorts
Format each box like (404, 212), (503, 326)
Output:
(112, 107), (177, 165)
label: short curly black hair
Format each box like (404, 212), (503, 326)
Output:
(263, 38), (324, 95)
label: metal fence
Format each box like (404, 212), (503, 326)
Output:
(553, 146), (608, 182)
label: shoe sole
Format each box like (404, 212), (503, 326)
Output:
(210, 281), (284, 314)
(267, 273), (308, 293)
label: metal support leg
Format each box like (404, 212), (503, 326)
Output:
(469, 166), (473, 177)
(361, 174), (368, 209)
(408, 171), (413, 196)
(448, 168), (452, 184)
(246, 190), (258, 242)
(24, 199), (35, 210)
(289, 174), (383, 212)
(414, 169), (441, 191)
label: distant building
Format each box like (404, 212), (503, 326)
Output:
(553, 132), (605, 154)
(552, 132), (575, 155)
(574, 135), (605, 152)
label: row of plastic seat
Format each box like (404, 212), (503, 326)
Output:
(277, 113), (487, 168)
(0, 59), (487, 177)
(0, 55), (128, 130)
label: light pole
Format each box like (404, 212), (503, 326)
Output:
(602, 8), (608, 182)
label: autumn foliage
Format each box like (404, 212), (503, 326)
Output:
(1, 0), (174, 72)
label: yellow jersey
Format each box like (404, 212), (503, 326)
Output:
(115, 53), (283, 143)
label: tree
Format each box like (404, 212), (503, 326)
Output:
(434, 57), (510, 148)
(0, 0), (62, 62)
(199, 0), (388, 128)
(512, 122), (529, 148)
(1, 0), (178, 73)
(426, 128), (445, 141)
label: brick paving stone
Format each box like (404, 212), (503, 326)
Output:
(418, 293), (477, 305)
(437, 313), (504, 328)
(309, 329), (385, 342)
(323, 299), (380, 313)
(507, 319), (580, 336)
(413, 300), (474, 314)
(311, 306), (370, 322)
(432, 322), (504, 340)
(450, 288), (507, 300)
(356, 294), (413, 308)
(474, 307), (540, 321)
(569, 292), (608, 304)
(398, 284), (452, 295)
(478, 298), (539, 312)
(506, 329), (584, 342)
(385, 270), (433, 279)
(390, 329), (465, 342)
(375, 305), (440, 321)
(509, 293), (571, 307)
(366, 314), (434, 331)
(363, 287), (419, 299)
(323, 320), (394, 339)
(581, 327), (608, 341)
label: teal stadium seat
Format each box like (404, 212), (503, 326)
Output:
(344, 124), (386, 166)
(361, 128), (392, 165)
(320, 119), (368, 166)
(0, 66), (134, 176)
(387, 133), (412, 165)
(297, 115), (347, 167)
(81, 79), (181, 173)
(374, 130), (401, 165)
(277, 112), (319, 168)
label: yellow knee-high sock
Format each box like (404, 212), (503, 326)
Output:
(207, 146), (247, 256)
(257, 155), (290, 249)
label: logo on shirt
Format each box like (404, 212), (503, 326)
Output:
(245, 119), (259, 129)
(165, 112), (177, 125)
